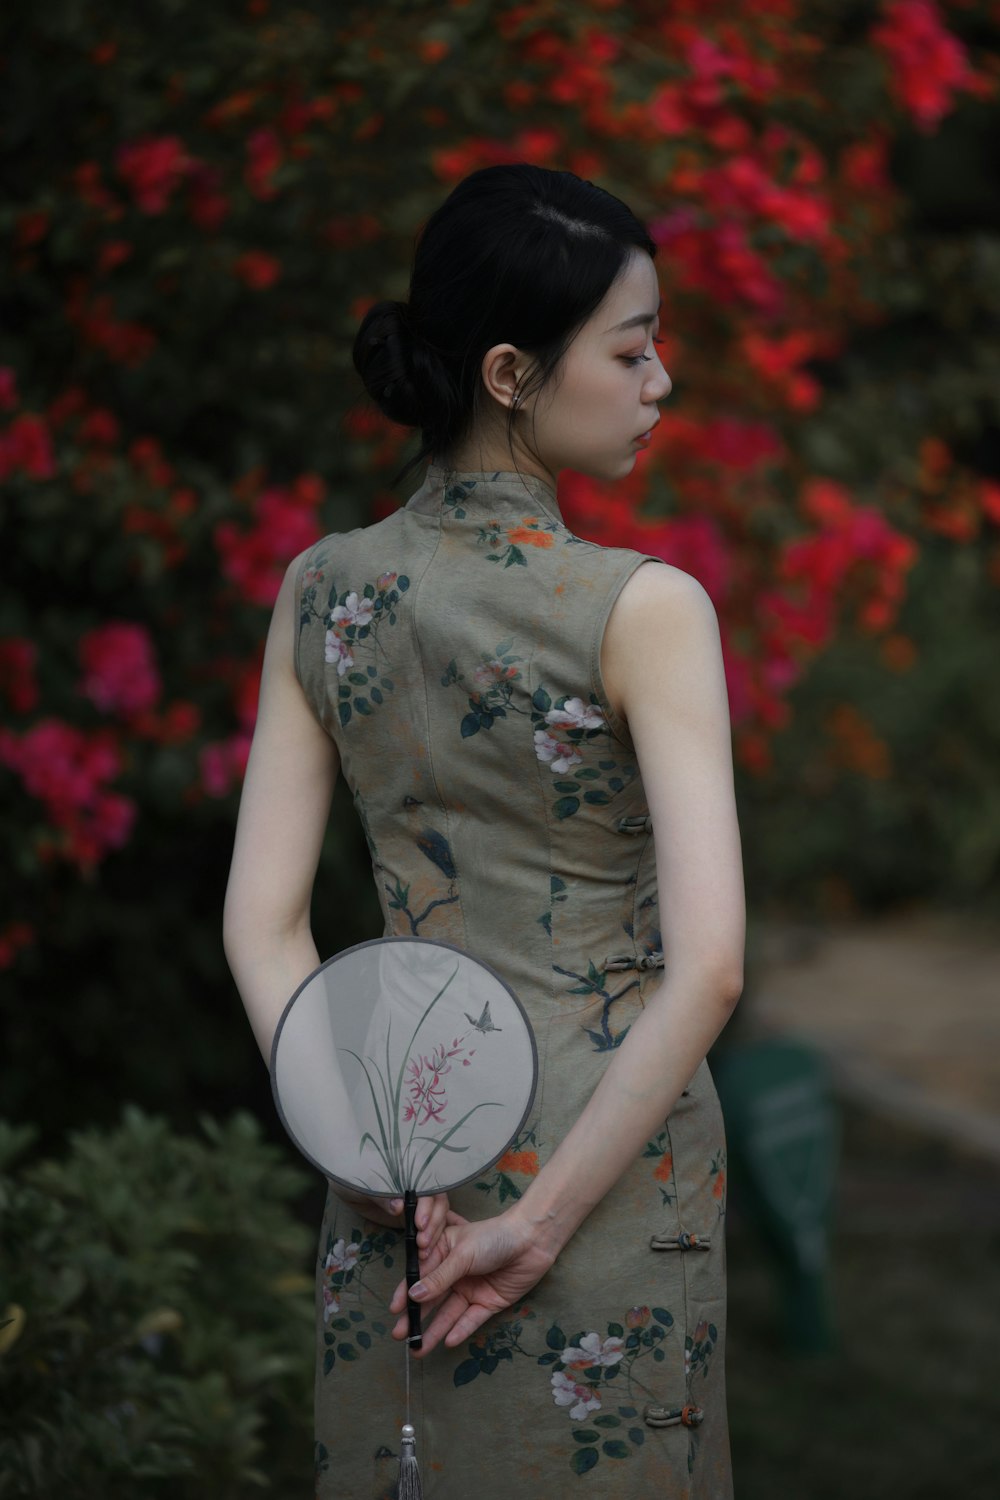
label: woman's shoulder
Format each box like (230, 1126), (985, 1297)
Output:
(286, 508), (408, 577)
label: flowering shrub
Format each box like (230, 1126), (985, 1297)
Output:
(2, 0), (1000, 1137)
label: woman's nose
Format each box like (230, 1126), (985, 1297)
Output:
(648, 364), (671, 401)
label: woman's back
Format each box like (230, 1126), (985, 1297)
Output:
(295, 463), (733, 1498)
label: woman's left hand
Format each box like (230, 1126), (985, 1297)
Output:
(333, 1188), (451, 1255)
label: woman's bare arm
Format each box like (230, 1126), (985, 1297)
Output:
(223, 555), (452, 1245)
(223, 555), (339, 1063)
(392, 561), (745, 1351)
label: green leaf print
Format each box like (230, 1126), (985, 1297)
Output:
(553, 796), (580, 820)
(444, 639), (527, 739)
(453, 1359), (481, 1387)
(570, 1449), (599, 1476)
(603, 1441), (630, 1459)
(298, 570), (408, 725)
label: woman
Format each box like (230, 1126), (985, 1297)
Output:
(224, 164), (745, 1498)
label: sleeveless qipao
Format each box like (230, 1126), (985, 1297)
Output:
(293, 464), (733, 1499)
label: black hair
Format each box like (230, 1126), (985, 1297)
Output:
(352, 163), (657, 488)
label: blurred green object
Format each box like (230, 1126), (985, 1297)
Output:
(713, 1037), (839, 1354)
(0, 1109), (315, 1498)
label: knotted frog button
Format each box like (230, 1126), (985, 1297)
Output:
(643, 1403), (704, 1429)
(649, 1230), (712, 1252)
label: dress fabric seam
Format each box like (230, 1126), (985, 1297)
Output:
(409, 508), (469, 953)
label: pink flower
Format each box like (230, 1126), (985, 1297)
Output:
(0, 719), (135, 869)
(562, 1332), (626, 1370)
(215, 482), (324, 606)
(533, 730), (582, 774)
(199, 733), (252, 797)
(402, 1037), (469, 1126)
(544, 698), (604, 732)
(324, 633), (354, 675)
(78, 622), (162, 717)
(325, 1238), (361, 1274)
(551, 1369), (601, 1421)
(330, 592), (375, 629)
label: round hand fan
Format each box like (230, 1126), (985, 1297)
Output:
(269, 935), (538, 1497)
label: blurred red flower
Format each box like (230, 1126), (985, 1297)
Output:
(0, 367), (18, 411)
(0, 414), (55, 480)
(116, 135), (190, 213)
(245, 127), (283, 199)
(871, 0), (974, 132)
(0, 638), (39, 714)
(234, 251), (282, 290)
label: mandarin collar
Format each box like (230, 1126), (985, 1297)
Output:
(404, 462), (565, 527)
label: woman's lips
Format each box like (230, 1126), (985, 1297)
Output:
(634, 431), (652, 447)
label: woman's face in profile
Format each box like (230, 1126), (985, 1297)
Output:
(527, 249), (672, 483)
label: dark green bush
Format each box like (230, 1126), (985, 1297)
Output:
(0, 1110), (315, 1497)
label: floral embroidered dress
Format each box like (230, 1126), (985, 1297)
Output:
(293, 464), (732, 1500)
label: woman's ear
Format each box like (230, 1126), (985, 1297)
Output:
(480, 343), (531, 412)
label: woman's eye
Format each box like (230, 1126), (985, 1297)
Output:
(622, 337), (664, 368)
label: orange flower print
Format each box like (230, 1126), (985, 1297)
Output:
(654, 1151), (673, 1183)
(712, 1170), (726, 1200)
(507, 517), (554, 548)
(477, 515), (558, 566)
(496, 1149), (539, 1176)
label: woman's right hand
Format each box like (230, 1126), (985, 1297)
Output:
(389, 1206), (558, 1354)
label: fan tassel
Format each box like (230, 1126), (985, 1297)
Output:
(397, 1423), (422, 1499)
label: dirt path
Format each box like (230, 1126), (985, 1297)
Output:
(744, 908), (1000, 1159)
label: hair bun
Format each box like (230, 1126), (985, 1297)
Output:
(352, 300), (423, 428)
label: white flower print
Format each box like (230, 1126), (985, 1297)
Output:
(321, 1284), (340, 1323)
(330, 591), (375, 629)
(325, 630), (354, 676)
(326, 1238), (361, 1274)
(533, 729), (583, 774)
(545, 697), (605, 732)
(561, 1331), (626, 1370)
(551, 1369), (602, 1422)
